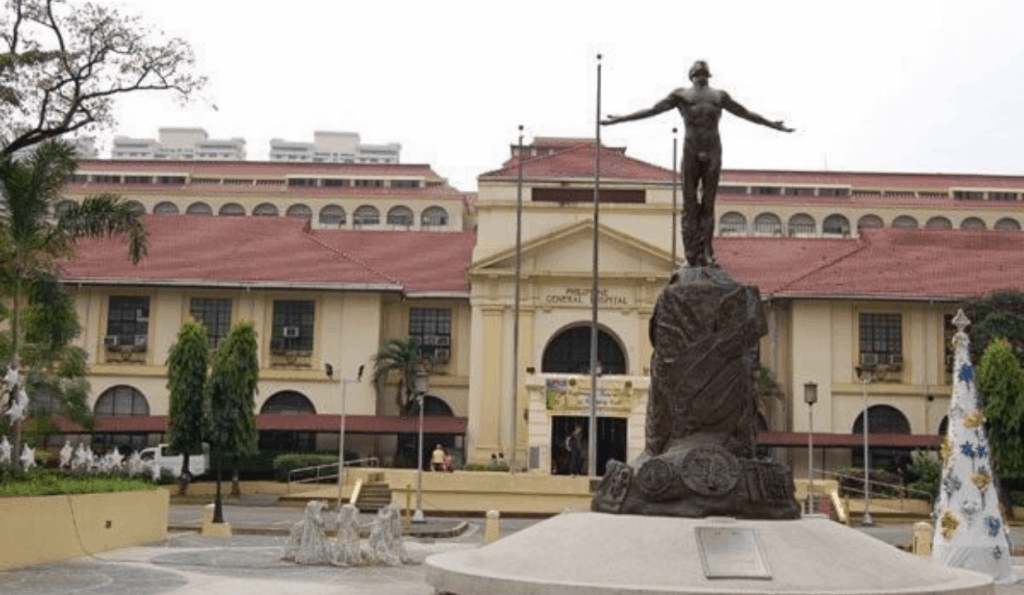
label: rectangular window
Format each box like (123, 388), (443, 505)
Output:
(354, 179), (384, 187)
(859, 313), (902, 366)
(106, 296), (150, 351)
(92, 174), (122, 184)
(125, 175), (153, 184)
(531, 188), (645, 204)
(818, 187), (850, 197)
(190, 298), (232, 347)
(717, 185), (747, 194)
(390, 180), (420, 188)
(409, 308), (452, 362)
(989, 191), (1018, 201)
(287, 178), (319, 187)
(753, 186), (781, 196)
(323, 179), (350, 187)
(785, 187), (815, 196)
(953, 190), (984, 201)
(271, 300), (315, 353)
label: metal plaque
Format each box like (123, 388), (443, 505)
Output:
(695, 526), (772, 579)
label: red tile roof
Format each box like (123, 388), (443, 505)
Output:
(722, 169), (1024, 189)
(60, 216), (474, 295)
(481, 142), (674, 182)
(717, 228), (1024, 300)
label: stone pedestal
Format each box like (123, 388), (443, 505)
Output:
(200, 504), (232, 538)
(425, 513), (994, 595)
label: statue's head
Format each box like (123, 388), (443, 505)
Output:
(689, 60), (711, 82)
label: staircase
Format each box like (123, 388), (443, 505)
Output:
(354, 482), (393, 512)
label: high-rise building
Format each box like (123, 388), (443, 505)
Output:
(111, 128), (246, 160)
(269, 131), (400, 164)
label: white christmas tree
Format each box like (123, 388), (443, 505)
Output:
(931, 309), (1015, 584)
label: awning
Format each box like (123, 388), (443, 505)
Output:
(757, 430), (941, 448)
(46, 414), (468, 435)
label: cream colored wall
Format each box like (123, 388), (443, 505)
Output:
(0, 489), (168, 571)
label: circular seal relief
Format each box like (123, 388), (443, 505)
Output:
(635, 458), (676, 500)
(680, 444), (740, 496)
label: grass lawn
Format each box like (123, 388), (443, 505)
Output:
(0, 468), (160, 497)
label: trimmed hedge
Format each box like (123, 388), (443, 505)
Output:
(273, 453), (341, 482)
(0, 468), (159, 497)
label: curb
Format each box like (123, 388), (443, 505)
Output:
(168, 520), (469, 539)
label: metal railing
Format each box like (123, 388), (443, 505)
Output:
(286, 457), (380, 492)
(814, 467), (934, 511)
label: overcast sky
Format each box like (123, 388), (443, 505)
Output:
(107, 0), (1024, 191)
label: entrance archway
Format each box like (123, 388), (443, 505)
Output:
(260, 391), (316, 414)
(542, 325), (627, 375)
(851, 405), (911, 469)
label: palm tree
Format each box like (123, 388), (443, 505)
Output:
(371, 338), (424, 413)
(0, 140), (147, 464)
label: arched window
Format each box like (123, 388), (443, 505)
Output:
(386, 206), (414, 226)
(126, 200), (146, 215)
(55, 199), (76, 218)
(286, 204), (313, 219)
(753, 213), (783, 235)
(995, 217), (1021, 231)
(960, 217), (986, 230)
(154, 201), (179, 215)
(319, 205), (346, 226)
(421, 206), (449, 227)
(926, 216), (952, 229)
(788, 213), (816, 235)
(852, 404), (911, 467)
(94, 385), (149, 417)
(857, 214), (884, 230)
(253, 203), (279, 217)
(260, 391), (317, 415)
(822, 214), (850, 236)
(407, 394), (454, 416)
(185, 202), (212, 216)
(542, 325), (627, 375)
(353, 205), (380, 225)
(892, 215), (918, 229)
(719, 212), (747, 234)
(218, 202), (245, 216)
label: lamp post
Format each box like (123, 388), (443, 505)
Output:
(412, 364), (429, 523)
(803, 381), (817, 515)
(855, 364), (876, 526)
(212, 412), (234, 524)
(327, 362), (363, 511)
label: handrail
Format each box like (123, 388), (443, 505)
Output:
(814, 467), (934, 509)
(286, 457), (380, 491)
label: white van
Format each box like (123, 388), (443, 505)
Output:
(139, 444), (209, 479)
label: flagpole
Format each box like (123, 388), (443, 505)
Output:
(671, 127), (678, 265)
(589, 54), (602, 479)
(511, 125), (524, 475)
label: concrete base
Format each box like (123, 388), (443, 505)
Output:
(425, 513), (994, 595)
(201, 520), (233, 537)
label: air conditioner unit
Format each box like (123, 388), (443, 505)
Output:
(283, 326), (300, 338)
(860, 353), (878, 366)
(888, 354), (903, 366)
(134, 335), (148, 350)
(435, 336), (450, 346)
(104, 335), (119, 348)
(136, 309), (148, 322)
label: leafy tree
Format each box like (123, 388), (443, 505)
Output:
(963, 289), (1024, 368)
(166, 322), (209, 495)
(0, 139), (146, 464)
(207, 323), (259, 502)
(371, 337), (424, 413)
(977, 337), (1024, 518)
(1, 0), (206, 156)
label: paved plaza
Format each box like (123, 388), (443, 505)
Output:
(2, 504), (1023, 594)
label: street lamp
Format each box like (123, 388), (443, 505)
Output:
(212, 411), (235, 524)
(326, 362), (363, 511)
(855, 363), (876, 526)
(412, 364), (429, 523)
(803, 381), (817, 515)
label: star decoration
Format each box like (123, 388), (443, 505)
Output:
(958, 364), (974, 384)
(960, 442), (975, 457)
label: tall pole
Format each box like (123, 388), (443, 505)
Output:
(337, 379), (348, 510)
(511, 125), (524, 476)
(589, 54), (602, 479)
(807, 404), (814, 514)
(413, 391), (425, 522)
(671, 127), (678, 265)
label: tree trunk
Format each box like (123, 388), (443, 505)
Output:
(177, 453), (191, 496)
(10, 269), (23, 470)
(230, 465), (241, 497)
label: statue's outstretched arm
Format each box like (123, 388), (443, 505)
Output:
(722, 93), (794, 132)
(602, 94), (677, 126)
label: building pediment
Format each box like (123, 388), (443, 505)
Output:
(468, 220), (676, 278)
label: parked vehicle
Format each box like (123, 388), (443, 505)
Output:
(139, 443), (209, 479)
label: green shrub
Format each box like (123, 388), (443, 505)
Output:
(834, 466), (903, 497)
(905, 451), (941, 502)
(273, 453), (340, 482)
(0, 468), (159, 497)
(461, 464), (509, 472)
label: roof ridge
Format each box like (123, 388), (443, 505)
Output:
(300, 228), (404, 287)
(770, 236), (869, 294)
(481, 142), (657, 179)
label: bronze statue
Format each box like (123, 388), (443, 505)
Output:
(592, 62), (800, 519)
(602, 60), (793, 267)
